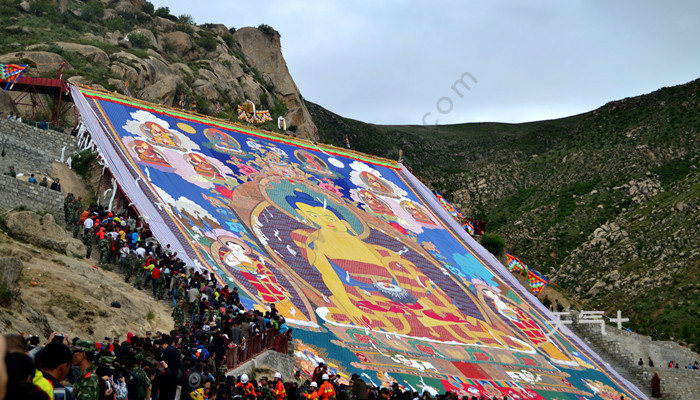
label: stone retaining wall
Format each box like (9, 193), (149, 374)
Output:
(0, 174), (63, 222)
(0, 118), (78, 177)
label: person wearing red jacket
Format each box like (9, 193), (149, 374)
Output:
(151, 264), (161, 297)
(273, 372), (286, 400)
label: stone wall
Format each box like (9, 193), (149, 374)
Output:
(575, 323), (700, 399)
(0, 174), (64, 221)
(0, 118), (78, 177)
(225, 349), (295, 381)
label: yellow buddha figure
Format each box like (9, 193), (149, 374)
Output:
(284, 190), (490, 340)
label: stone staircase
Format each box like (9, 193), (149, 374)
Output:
(573, 323), (700, 399)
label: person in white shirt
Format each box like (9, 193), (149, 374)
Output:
(118, 242), (130, 266)
(134, 245), (146, 258)
(83, 217), (94, 237)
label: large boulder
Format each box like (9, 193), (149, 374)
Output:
(162, 31), (194, 56)
(0, 51), (69, 74)
(152, 16), (176, 32)
(206, 24), (230, 37)
(109, 52), (175, 88)
(139, 75), (181, 104)
(54, 42), (109, 64)
(3, 211), (85, 257)
(127, 28), (159, 51)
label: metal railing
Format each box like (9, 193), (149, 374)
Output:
(225, 329), (290, 370)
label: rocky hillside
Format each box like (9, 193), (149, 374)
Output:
(0, 0), (316, 137)
(0, 209), (173, 340)
(308, 79), (700, 350)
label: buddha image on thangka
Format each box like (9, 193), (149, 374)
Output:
(357, 189), (395, 217)
(185, 152), (225, 180)
(203, 127), (244, 155)
(358, 170), (397, 197)
(140, 121), (185, 150)
(130, 139), (173, 170)
(219, 170), (579, 367)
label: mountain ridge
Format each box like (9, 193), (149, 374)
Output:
(308, 78), (700, 349)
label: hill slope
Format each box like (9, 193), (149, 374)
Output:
(308, 78), (700, 349)
(0, 0), (316, 137)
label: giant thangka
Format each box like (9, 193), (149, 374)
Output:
(71, 86), (647, 400)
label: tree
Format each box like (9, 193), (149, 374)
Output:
(178, 14), (195, 25)
(154, 6), (177, 21)
(480, 233), (505, 256)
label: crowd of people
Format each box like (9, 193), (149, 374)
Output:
(3, 192), (629, 400)
(2, 328), (503, 400)
(0, 195), (310, 399)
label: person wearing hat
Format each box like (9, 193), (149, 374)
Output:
(236, 373), (257, 399)
(272, 372), (286, 400)
(72, 340), (99, 400)
(258, 376), (274, 400)
(306, 381), (319, 400)
(318, 374), (335, 400)
(351, 374), (368, 400)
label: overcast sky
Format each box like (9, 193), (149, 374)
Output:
(149, 0), (700, 126)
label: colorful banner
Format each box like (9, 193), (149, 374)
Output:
(1, 64), (28, 91)
(506, 252), (528, 273)
(528, 269), (550, 296)
(70, 86), (647, 400)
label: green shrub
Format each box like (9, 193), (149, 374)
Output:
(195, 34), (218, 52)
(481, 233), (505, 256)
(29, 0), (56, 16)
(258, 24), (279, 40)
(81, 1), (104, 23)
(178, 14), (195, 25)
(176, 24), (195, 36)
(128, 31), (151, 49)
(71, 150), (97, 180)
(154, 6), (175, 20)
(161, 37), (176, 54)
(142, 2), (154, 16)
(222, 33), (235, 48)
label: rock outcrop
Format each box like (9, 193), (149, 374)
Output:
(3, 211), (85, 257)
(0, 256), (23, 302)
(234, 27), (317, 137)
(0, 4), (317, 139)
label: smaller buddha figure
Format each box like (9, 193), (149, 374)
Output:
(358, 190), (394, 216)
(204, 128), (242, 155)
(359, 171), (394, 196)
(185, 153), (223, 179)
(133, 139), (172, 168)
(141, 121), (180, 149)
(400, 200), (436, 225)
(215, 237), (304, 320)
